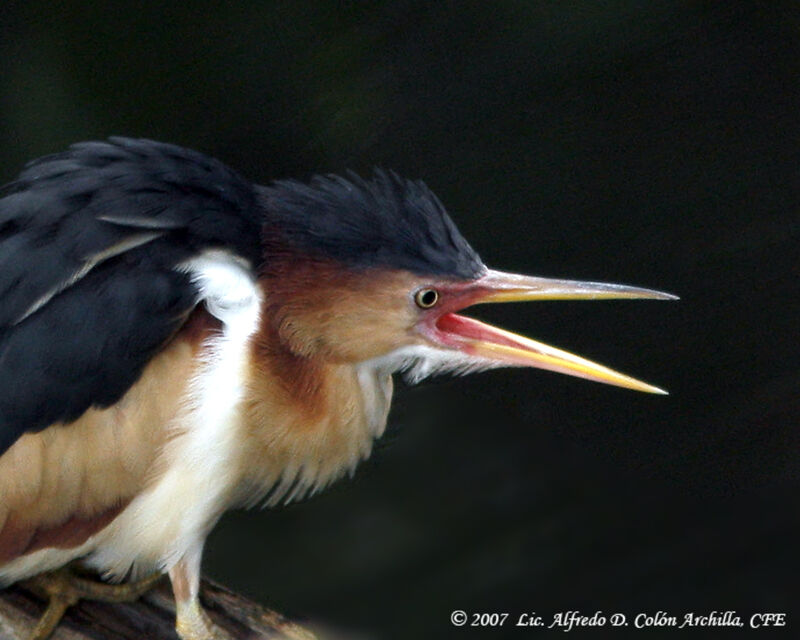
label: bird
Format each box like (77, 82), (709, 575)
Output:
(0, 137), (675, 639)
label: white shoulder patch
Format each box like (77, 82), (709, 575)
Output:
(178, 249), (259, 325)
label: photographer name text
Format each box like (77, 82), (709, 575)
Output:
(449, 610), (786, 631)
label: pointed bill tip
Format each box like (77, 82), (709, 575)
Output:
(632, 381), (670, 395)
(575, 367), (670, 395)
(479, 270), (678, 302)
(649, 291), (680, 301)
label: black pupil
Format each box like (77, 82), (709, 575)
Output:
(420, 290), (437, 306)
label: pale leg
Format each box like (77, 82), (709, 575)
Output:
(169, 541), (232, 640)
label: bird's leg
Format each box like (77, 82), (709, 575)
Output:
(21, 567), (163, 640)
(169, 542), (233, 640)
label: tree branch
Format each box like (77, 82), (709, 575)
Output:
(0, 578), (319, 639)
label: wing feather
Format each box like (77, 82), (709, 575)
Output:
(14, 231), (165, 324)
(0, 138), (263, 454)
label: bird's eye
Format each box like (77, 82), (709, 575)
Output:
(415, 288), (439, 309)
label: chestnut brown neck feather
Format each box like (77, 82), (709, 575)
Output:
(250, 319), (328, 419)
(232, 267), (409, 505)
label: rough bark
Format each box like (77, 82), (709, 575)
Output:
(0, 578), (319, 640)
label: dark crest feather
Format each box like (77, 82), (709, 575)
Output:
(259, 169), (484, 278)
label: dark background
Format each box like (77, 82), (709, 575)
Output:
(1, 2), (798, 638)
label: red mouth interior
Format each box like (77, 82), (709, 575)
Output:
(435, 312), (524, 350)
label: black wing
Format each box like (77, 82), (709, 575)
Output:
(0, 138), (262, 454)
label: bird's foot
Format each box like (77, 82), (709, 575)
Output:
(175, 598), (234, 640)
(20, 567), (162, 640)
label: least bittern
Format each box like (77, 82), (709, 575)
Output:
(0, 138), (674, 639)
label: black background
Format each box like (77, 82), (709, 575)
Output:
(1, 2), (798, 638)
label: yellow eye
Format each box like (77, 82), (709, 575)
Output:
(415, 288), (439, 309)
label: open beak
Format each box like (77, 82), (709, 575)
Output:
(424, 269), (678, 394)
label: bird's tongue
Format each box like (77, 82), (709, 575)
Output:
(435, 312), (667, 394)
